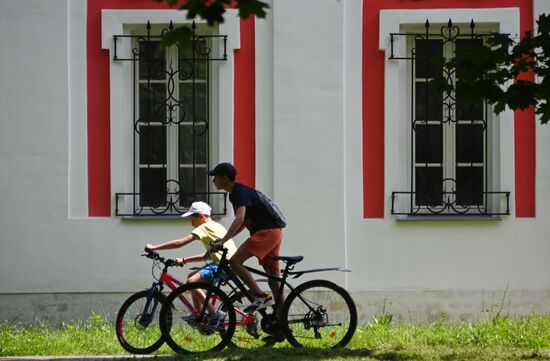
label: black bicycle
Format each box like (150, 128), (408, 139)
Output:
(159, 247), (357, 353)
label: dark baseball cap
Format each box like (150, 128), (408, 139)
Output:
(207, 162), (237, 178)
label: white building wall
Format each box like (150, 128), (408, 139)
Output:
(272, 0), (347, 286)
(269, 1), (550, 320)
(1, 0), (550, 323)
(255, 0), (275, 196)
(0, 0), (231, 303)
(343, 5), (550, 319)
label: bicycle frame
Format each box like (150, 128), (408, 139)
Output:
(183, 267), (256, 327)
(150, 249), (350, 332)
(139, 257), (195, 327)
(211, 248), (351, 327)
(148, 254), (255, 327)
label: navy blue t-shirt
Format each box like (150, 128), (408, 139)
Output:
(229, 183), (279, 235)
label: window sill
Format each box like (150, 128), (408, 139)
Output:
(114, 192), (228, 218)
(120, 215), (225, 221)
(395, 214), (503, 221)
(121, 215), (185, 221)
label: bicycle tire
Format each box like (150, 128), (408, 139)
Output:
(115, 290), (168, 354)
(159, 282), (235, 353)
(281, 279), (357, 348)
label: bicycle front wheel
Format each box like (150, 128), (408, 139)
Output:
(115, 290), (167, 354)
(159, 282), (235, 353)
(281, 280), (357, 348)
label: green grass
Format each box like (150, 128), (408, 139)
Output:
(1, 313), (550, 360)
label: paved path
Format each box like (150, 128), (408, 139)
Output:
(0, 356), (176, 361)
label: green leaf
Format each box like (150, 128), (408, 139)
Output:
(152, 0), (179, 5)
(505, 81), (538, 111)
(160, 26), (193, 48)
(537, 13), (550, 36)
(537, 102), (550, 124)
(237, 0), (270, 19)
(180, 0), (226, 26)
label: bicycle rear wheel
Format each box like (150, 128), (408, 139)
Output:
(159, 282), (235, 353)
(281, 280), (357, 348)
(115, 290), (168, 354)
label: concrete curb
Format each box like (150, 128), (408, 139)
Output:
(0, 356), (177, 361)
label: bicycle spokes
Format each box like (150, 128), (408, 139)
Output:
(282, 280), (357, 348)
(160, 282), (235, 353)
(116, 290), (166, 354)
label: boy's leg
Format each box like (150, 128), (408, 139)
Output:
(233, 229), (282, 298)
(229, 247), (265, 296)
(260, 233), (283, 314)
(187, 272), (201, 283)
(187, 268), (200, 280)
(263, 263), (283, 313)
(187, 265), (217, 315)
(187, 272), (205, 313)
(187, 271), (204, 310)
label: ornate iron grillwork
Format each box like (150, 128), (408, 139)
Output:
(113, 21), (228, 217)
(389, 19), (510, 217)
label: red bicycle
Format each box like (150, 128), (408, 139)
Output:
(116, 251), (253, 354)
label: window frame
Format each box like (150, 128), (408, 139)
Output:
(102, 10), (240, 218)
(379, 8), (518, 219)
(408, 25), (492, 213)
(132, 27), (212, 212)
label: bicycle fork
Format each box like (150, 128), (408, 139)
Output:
(139, 284), (164, 327)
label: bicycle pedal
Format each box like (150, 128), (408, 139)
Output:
(261, 334), (284, 345)
(245, 328), (260, 339)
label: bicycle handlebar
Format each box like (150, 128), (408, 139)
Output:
(208, 242), (229, 255)
(142, 249), (179, 268)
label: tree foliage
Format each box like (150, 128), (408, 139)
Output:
(153, 0), (269, 47)
(434, 14), (550, 124)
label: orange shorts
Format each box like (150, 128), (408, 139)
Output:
(241, 228), (283, 271)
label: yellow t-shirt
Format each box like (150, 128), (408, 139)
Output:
(191, 219), (237, 264)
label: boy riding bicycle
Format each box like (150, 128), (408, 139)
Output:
(208, 163), (284, 313)
(145, 201), (237, 325)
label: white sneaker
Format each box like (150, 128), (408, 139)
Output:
(208, 310), (227, 329)
(244, 295), (273, 313)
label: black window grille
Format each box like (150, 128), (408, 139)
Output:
(389, 19), (510, 217)
(113, 22), (228, 217)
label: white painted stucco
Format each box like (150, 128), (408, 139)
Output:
(255, 0), (275, 197)
(272, 0), (347, 287)
(0, 1), (240, 298)
(1, 0), (550, 323)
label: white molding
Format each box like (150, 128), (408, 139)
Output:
(535, 0), (550, 218)
(343, 0), (363, 288)
(379, 8), (521, 50)
(255, 0), (274, 196)
(67, 0), (88, 219)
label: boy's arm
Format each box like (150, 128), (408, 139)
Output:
(146, 233), (198, 251)
(216, 206), (246, 245)
(236, 223), (246, 234)
(177, 251), (209, 265)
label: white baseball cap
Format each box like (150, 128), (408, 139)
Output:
(181, 201), (212, 217)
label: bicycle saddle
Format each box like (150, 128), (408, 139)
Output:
(274, 255), (304, 264)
